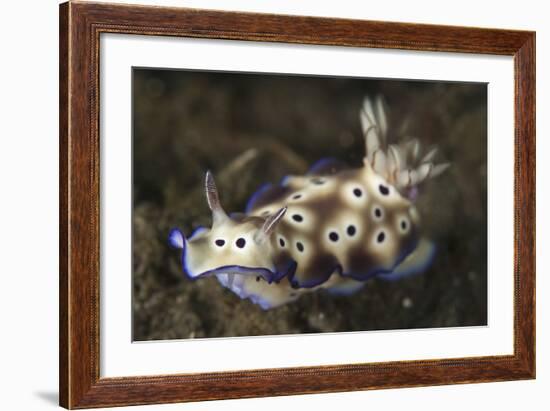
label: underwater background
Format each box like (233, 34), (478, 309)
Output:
(132, 68), (487, 341)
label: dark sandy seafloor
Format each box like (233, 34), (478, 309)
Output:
(132, 69), (487, 341)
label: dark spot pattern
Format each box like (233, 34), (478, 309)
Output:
(236, 238), (246, 248)
(215, 239), (225, 247)
(292, 214), (304, 222)
(256, 276), (261, 282)
(379, 184), (390, 195)
(401, 220), (408, 230)
(240, 168), (421, 288)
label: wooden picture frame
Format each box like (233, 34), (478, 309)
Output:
(59, 1), (535, 408)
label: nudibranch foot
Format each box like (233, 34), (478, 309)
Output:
(377, 238), (435, 282)
(325, 280), (366, 296)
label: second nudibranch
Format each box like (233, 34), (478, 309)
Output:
(169, 96), (449, 309)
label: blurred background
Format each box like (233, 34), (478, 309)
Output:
(132, 68), (487, 341)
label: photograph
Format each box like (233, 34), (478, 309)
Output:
(51, 1), (537, 408)
(132, 69), (488, 341)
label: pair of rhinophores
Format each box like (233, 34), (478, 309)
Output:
(169, 96), (450, 310)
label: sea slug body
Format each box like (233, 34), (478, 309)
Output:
(169, 96), (449, 309)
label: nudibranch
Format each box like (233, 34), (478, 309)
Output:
(169, 96), (449, 309)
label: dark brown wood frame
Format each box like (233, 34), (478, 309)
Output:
(59, 1), (536, 409)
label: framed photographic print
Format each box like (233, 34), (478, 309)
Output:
(59, 1), (535, 409)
